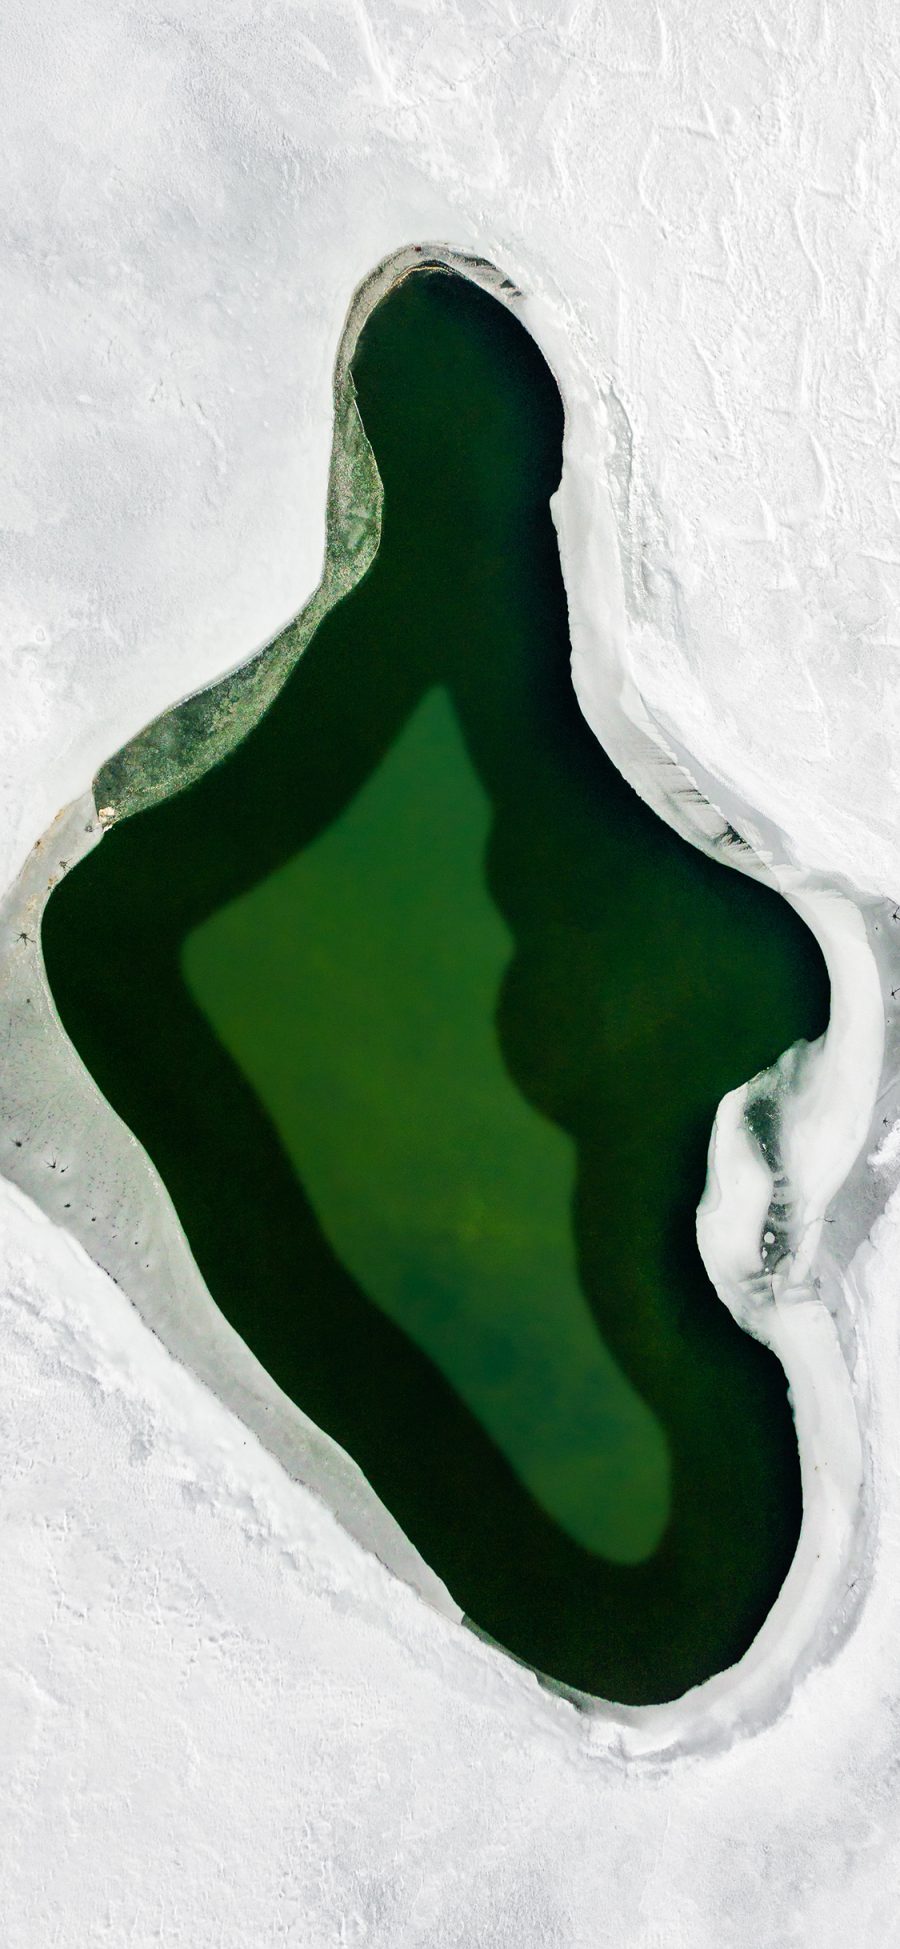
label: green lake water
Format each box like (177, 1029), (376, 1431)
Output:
(43, 269), (829, 1703)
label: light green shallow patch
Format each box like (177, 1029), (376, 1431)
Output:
(182, 685), (670, 1561)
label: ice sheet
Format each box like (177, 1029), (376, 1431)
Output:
(3, 0), (900, 1939)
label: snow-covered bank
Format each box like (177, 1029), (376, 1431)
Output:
(6, 1110), (900, 1945)
(5, 0), (900, 1937)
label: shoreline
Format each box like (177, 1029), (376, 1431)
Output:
(0, 243), (891, 1761)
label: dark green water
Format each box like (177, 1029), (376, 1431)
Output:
(43, 270), (828, 1703)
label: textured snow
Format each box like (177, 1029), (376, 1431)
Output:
(4, 1175), (900, 1947)
(4, 0), (900, 1939)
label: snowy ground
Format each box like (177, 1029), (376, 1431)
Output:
(4, 0), (900, 1940)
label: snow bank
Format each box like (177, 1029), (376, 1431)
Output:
(4, 0), (900, 1938)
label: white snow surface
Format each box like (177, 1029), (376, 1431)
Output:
(5, 0), (900, 1940)
(5, 1179), (900, 1949)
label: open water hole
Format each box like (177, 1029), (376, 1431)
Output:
(43, 269), (829, 1703)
